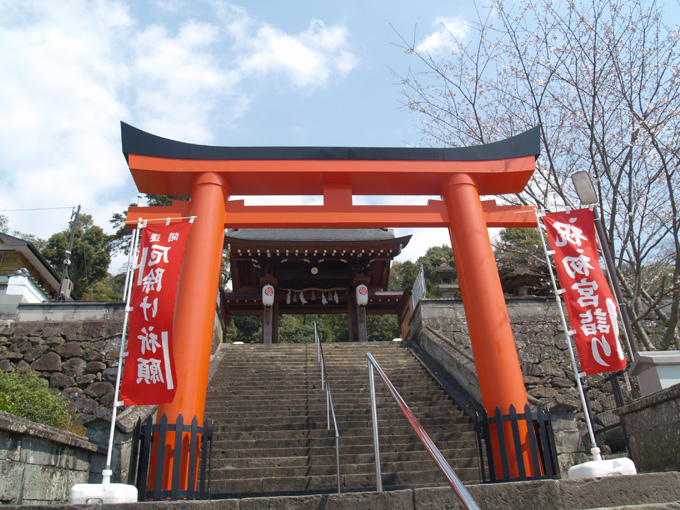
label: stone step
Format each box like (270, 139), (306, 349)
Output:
(205, 391), (453, 404)
(210, 383), (450, 394)
(208, 415), (469, 431)
(209, 369), (427, 378)
(206, 401), (457, 415)
(214, 356), (409, 365)
(212, 377), (433, 384)
(208, 385), (440, 395)
(210, 467), (474, 495)
(207, 414), (468, 428)
(212, 422), (470, 437)
(212, 419), (472, 436)
(206, 408), (464, 421)
(211, 432), (478, 451)
(204, 341), (483, 495)
(108, 472), (680, 509)
(205, 400), (457, 413)
(205, 400), (464, 415)
(210, 457), (479, 480)
(212, 447), (480, 467)
(213, 438), (478, 467)
(208, 370), (432, 381)
(208, 381), (448, 392)
(207, 407), (467, 423)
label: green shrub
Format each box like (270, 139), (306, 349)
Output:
(0, 368), (72, 430)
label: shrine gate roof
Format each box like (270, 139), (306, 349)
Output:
(226, 228), (410, 293)
(227, 228), (396, 243)
(121, 122), (541, 197)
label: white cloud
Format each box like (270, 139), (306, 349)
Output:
(0, 0), (133, 237)
(152, 0), (182, 14)
(221, 6), (357, 90)
(416, 16), (469, 54)
(131, 20), (234, 143)
(0, 0), (358, 246)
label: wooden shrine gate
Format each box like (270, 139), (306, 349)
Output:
(122, 122), (541, 486)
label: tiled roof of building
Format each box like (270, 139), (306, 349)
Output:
(226, 229), (395, 243)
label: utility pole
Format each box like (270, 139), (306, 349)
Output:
(58, 205), (80, 302)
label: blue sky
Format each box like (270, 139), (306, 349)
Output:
(1, 0), (481, 268)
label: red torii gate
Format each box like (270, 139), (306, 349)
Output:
(122, 122), (540, 481)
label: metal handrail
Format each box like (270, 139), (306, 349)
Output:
(314, 318), (341, 494)
(366, 352), (480, 510)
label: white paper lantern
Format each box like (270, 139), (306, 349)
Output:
(262, 284), (275, 306)
(356, 284), (368, 306)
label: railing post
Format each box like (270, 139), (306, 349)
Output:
(321, 351), (325, 391)
(368, 359), (382, 492)
(315, 318), (321, 364)
(336, 435), (341, 494)
(314, 316), (341, 494)
(366, 352), (479, 509)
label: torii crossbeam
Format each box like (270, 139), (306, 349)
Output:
(122, 122), (541, 483)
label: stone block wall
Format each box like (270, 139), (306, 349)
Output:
(413, 297), (583, 410)
(616, 383), (680, 472)
(412, 297), (593, 474)
(0, 318), (124, 424)
(0, 411), (102, 505)
(0, 302), (225, 425)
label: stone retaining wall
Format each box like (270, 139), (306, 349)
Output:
(0, 302), (225, 425)
(413, 298), (582, 408)
(0, 411), (101, 505)
(0, 317), (125, 424)
(411, 297), (594, 474)
(0, 303), (224, 425)
(616, 383), (680, 473)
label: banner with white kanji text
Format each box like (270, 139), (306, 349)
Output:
(543, 209), (626, 376)
(120, 221), (192, 405)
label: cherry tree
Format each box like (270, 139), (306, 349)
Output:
(397, 0), (680, 349)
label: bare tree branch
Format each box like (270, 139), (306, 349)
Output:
(396, 0), (680, 350)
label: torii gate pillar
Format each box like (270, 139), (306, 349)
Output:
(159, 172), (227, 427)
(442, 174), (527, 414)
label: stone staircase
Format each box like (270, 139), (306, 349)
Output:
(204, 341), (482, 498)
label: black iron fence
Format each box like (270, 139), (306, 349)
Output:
(475, 404), (560, 483)
(129, 413), (213, 501)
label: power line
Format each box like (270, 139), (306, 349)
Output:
(0, 206), (75, 212)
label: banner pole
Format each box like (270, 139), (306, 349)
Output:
(534, 209), (601, 462)
(591, 206), (637, 360)
(103, 219), (142, 481)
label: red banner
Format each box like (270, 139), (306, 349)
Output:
(120, 221), (192, 405)
(543, 209), (626, 376)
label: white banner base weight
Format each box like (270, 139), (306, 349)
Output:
(568, 457), (637, 479)
(68, 470), (138, 504)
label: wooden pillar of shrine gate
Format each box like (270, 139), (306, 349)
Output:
(157, 172), (227, 489)
(441, 174), (531, 477)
